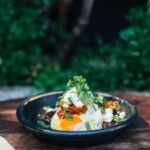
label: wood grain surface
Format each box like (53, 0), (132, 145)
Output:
(0, 93), (150, 150)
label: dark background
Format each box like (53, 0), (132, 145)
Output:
(68, 0), (144, 41)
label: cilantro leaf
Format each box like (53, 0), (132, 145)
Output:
(58, 95), (63, 99)
(66, 76), (94, 105)
(68, 97), (73, 104)
(63, 111), (73, 120)
(67, 75), (89, 91)
(55, 101), (60, 107)
(95, 94), (104, 103)
(94, 94), (106, 112)
(92, 104), (97, 111)
(78, 91), (94, 105)
(113, 115), (126, 123)
(37, 120), (50, 128)
(85, 121), (91, 130)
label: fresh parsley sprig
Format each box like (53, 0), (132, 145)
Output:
(68, 97), (73, 104)
(113, 115), (126, 123)
(37, 120), (50, 128)
(78, 91), (94, 105)
(66, 76), (94, 105)
(85, 121), (91, 130)
(94, 94), (106, 112)
(67, 76), (89, 92)
(58, 95), (64, 99)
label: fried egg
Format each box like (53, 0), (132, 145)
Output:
(63, 87), (84, 108)
(50, 104), (103, 131)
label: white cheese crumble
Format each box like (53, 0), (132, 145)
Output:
(102, 108), (113, 122)
(63, 87), (84, 108)
(119, 111), (126, 119)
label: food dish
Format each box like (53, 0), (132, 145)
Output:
(37, 76), (127, 131)
(17, 76), (138, 146)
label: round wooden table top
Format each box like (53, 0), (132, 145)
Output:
(0, 92), (150, 150)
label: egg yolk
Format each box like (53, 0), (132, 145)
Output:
(60, 115), (82, 131)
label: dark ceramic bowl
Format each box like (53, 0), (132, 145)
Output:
(16, 91), (138, 147)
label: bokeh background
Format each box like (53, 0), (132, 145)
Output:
(0, 0), (149, 93)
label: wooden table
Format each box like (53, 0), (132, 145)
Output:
(0, 93), (150, 150)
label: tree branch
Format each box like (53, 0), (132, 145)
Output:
(147, 0), (150, 15)
(61, 0), (95, 65)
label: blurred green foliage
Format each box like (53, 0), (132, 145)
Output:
(0, 0), (66, 86)
(0, 1), (149, 91)
(0, 0), (49, 85)
(70, 7), (150, 91)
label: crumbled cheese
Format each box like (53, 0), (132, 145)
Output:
(63, 87), (84, 108)
(119, 111), (126, 119)
(102, 108), (113, 122)
(71, 93), (83, 107)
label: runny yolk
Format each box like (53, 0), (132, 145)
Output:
(60, 115), (82, 131)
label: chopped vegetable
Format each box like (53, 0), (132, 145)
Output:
(105, 101), (120, 109)
(68, 97), (73, 104)
(67, 76), (94, 105)
(85, 121), (91, 130)
(37, 120), (50, 128)
(67, 76), (89, 92)
(94, 94), (106, 112)
(78, 91), (94, 105)
(92, 104), (97, 111)
(63, 111), (73, 120)
(58, 95), (63, 99)
(95, 94), (104, 103)
(56, 101), (60, 107)
(113, 115), (126, 123)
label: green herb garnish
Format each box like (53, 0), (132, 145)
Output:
(56, 101), (60, 107)
(94, 94), (104, 103)
(85, 121), (91, 130)
(99, 107), (105, 113)
(78, 91), (94, 105)
(67, 76), (89, 91)
(113, 115), (126, 123)
(68, 97), (73, 104)
(92, 104), (97, 111)
(37, 120), (50, 128)
(66, 76), (94, 105)
(63, 111), (73, 120)
(58, 95), (63, 99)
(94, 94), (106, 112)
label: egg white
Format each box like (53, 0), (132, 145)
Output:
(50, 104), (103, 131)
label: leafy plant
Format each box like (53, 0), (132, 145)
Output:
(0, 1), (149, 92)
(0, 0), (68, 86)
(0, 0), (51, 85)
(69, 6), (150, 91)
